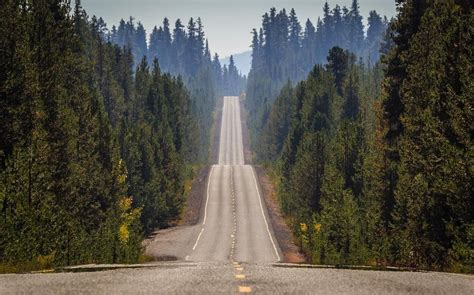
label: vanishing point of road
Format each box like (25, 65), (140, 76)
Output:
(0, 96), (472, 294)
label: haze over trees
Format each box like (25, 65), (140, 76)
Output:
(254, 0), (473, 272)
(108, 17), (247, 97)
(246, 2), (388, 146)
(221, 51), (252, 77)
(106, 16), (247, 155)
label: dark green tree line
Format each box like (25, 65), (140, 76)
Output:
(0, 0), (142, 268)
(254, 0), (473, 272)
(382, 0), (473, 271)
(0, 0), (201, 269)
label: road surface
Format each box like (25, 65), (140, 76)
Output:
(189, 96), (280, 263)
(0, 96), (472, 294)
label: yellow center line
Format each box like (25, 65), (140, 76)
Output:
(235, 267), (244, 271)
(235, 274), (245, 279)
(238, 286), (252, 293)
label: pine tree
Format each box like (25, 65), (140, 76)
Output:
(388, 0), (473, 271)
(327, 47), (349, 96)
(302, 19), (316, 72)
(258, 82), (293, 162)
(332, 5), (344, 49)
(289, 131), (327, 218)
(250, 28), (260, 71)
(135, 22), (147, 66)
(315, 159), (364, 265)
(322, 2), (334, 55)
(366, 11), (385, 63)
(171, 19), (186, 74)
(148, 26), (160, 66)
(289, 9), (302, 78)
(148, 18), (173, 72)
(212, 53), (222, 93)
(184, 18), (201, 77)
(348, 0), (365, 56)
(343, 64), (360, 120)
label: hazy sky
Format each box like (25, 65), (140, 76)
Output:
(82, 0), (397, 58)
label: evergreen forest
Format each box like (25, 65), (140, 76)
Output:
(0, 0), (244, 270)
(251, 0), (473, 272)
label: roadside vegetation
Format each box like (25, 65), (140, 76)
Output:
(248, 1), (473, 273)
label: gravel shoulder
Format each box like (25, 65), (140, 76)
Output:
(143, 165), (211, 261)
(211, 95), (224, 165)
(181, 166), (211, 226)
(254, 166), (306, 264)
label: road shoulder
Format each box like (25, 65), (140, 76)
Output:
(254, 166), (307, 263)
(144, 97), (224, 261)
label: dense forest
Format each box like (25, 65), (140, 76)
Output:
(109, 17), (246, 97)
(246, 2), (388, 147)
(255, 0), (473, 272)
(0, 0), (234, 270)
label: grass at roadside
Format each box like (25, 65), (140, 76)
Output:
(0, 255), (55, 274)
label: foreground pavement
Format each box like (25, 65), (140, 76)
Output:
(0, 262), (472, 294)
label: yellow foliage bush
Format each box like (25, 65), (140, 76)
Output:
(37, 254), (54, 269)
(119, 224), (130, 244)
(118, 196), (141, 244)
(119, 196), (132, 212)
(300, 223), (308, 233)
(117, 159), (128, 185)
(314, 223), (322, 234)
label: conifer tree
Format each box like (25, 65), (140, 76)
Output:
(366, 10), (385, 63)
(302, 19), (317, 72)
(327, 47), (349, 96)
(386, 0), (473, 270)
(348, 0), (365, 56)
(171, 19), (186, 74)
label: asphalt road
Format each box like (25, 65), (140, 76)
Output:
(189, 96), (280, 263)
(218, 96), (245, 165)
(1, 96), (472, 294)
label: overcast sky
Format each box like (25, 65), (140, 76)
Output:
(82, 0), (397, 58)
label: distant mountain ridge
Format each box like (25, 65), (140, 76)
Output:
(221, 51), (252, 77)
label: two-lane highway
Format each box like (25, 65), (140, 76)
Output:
(189, 96), (280, 263)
